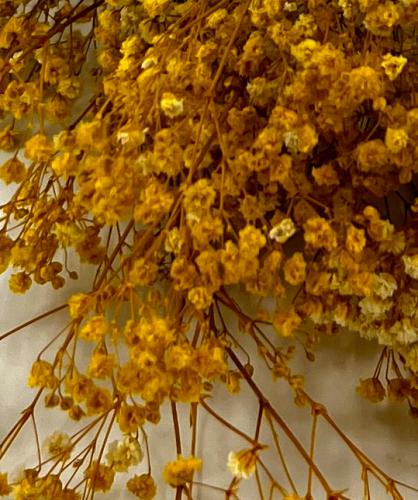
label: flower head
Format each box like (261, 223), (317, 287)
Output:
(227, 445), (266, 479)
(162, 455), (202, 487)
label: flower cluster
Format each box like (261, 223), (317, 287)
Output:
(1, 0), (418, 498)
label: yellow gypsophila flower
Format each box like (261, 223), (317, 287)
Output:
(283, 252), (306, 285)
(385, 127), (409, 154)
(8, 272), (32, 293)
(68, 293), (91, 319)
(88, 351), (115, 379)
(127, 474), (157, 499)
(84, 461), (115, 492)
(187, 286), (212, 310)
(356, 378), (385, 403)
(273, 306), (302, 337)
(0, 472), (12, 496)
(304, 217), (337, 252)
(28, 360), (58, 389)
(79, 315), (108, 342)
(0, 157), (26, 184)
(346, 225), (366, 254)
(162, 455), (202, 487)
(381, 53), (407, 81)
(24, 133), (54, 162)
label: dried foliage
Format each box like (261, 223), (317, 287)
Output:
(1, 0), (418, 498)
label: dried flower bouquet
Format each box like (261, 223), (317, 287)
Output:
(1, 0), (418, 498)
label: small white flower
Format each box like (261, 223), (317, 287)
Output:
(186, 212), (201, 225)
(374, 273), (397, 299)
(227, 445), (265, 479)
(338, 0), (354, 18)
(106, 435), (143, 472)
(402, 254), (418, 280)
(43, 431), (72, 461)
(160, 92), (184, 118)
(135, 154), (152, 174)
(390, 319), (418, 345)
(283, 131), (299, 154)
(283, 2), (298, 11)
(359, 296), (392, 318)
(141, 56), (158, 69)
(269, 218), (296, 243)
(116, 131), (130, 145)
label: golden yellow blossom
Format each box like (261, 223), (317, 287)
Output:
(381, 53), (407, 81)
(162, 455), (202, 487)
(312, 163), (339, 187)
(273, 306), (302, 337)
(127, 474), (157, 499)
(8, 272), (32, 293)
(84, 461), (115, 492)
(28, 360), (58, 389)
(291, 39), (321, 65)
(79, 315), (108, 342)
(405, 345), (418, 373)
(304, 217), (337, 252)
(356, 378), (385, 403)
(129, 258), (158, 286)
(68, 293), (92, 319)
(346, 225), (366, 254)
(85, 386), (113, 415)
(187, 286), (212, 310)
(385, 127), (409, 154)
(1, 0), (418, 497)
(0, 473), (12, 496)
(117, 403), (146, 433)
(0, 157), (26, 184)
(283, 252), (306, 285)
(239, 225), (266, 257)
(24, 134), (54, 163)
(87, 352), (115, 379)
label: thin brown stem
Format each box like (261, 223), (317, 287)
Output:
(200, 399), (257, 445)
(0, 303), (67, 342)
(226, 346), (333, 495)
(171, 401), (182, 455)
(306, 411), (318, 497)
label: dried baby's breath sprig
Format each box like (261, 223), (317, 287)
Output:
(1, 0), (418, 498)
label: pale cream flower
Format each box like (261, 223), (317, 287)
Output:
(160, 93), (184, 118)
(106, 436), (143, 472)
(227, 445), (265, 479)
(402, 254), (418, 280)
(43, 431), (72, 461)
(359, 296), (392, 318)
(374, 273), (397, 299)
(390, 319), (418, 345)
(269, 218), (296, 243)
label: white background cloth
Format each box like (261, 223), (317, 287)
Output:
(1, 266), (417, 499)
